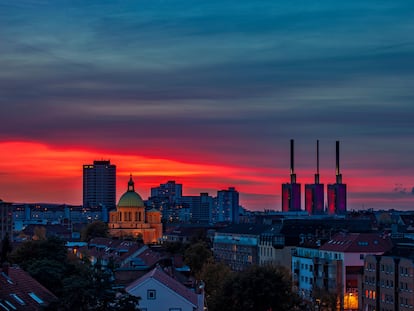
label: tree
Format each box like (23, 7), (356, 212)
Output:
(183, 241), (212, 276)
(1, 232), (13, 264)
(213, 265), (301, 311)
(198, 260), (232, 311)
(81, 221), (109, 242)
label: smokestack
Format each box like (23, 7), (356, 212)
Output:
(336, 140), (342, 183)
(290, 139), (296, 183)
(315, 140), (320, 184)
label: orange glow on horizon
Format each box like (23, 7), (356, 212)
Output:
(0, 140), (412, 210)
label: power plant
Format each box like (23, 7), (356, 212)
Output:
(282, 140), (347, 215)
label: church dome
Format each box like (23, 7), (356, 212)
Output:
(118, 175), (144, 208)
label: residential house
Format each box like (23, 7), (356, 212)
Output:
(0, 264), (57, 310)
(126, 267), (205, 311)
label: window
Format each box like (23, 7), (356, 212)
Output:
(360, 254), (364, 260)
(147, 289), (156, 300)
(9, 294), (25, 306)
(28, 293), (44, 304)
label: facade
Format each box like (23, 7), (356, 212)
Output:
(179, 193), (213, 224)
(0, 199), (13, 241)
(215, 187), (240, 223)
(282, 140), (301, 212)
(362, 253), (414, 311)
(327, 141), (347, 215)
(305, 140), (325, 215)
(126, 267), (205, 311)
(150, 180), (182, 204)
(83, 160), (116, 210)
(213, 224), (268, 271)
(292, 244), (320, 302)
(327, 183), (347, 215)
(258, 228), (293, 269)
(108, 176), (162, 244)
(305, 184), (324, 215)
(292, 233), (393, 310)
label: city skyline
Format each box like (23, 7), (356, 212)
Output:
(0, 1), (413, 211)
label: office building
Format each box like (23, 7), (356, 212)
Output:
(282, 139), (301, 212)
(0, 199), (13, 241)
(215, 187), (240, 223)
(83, 160), (116, 210)
(150, 180), (182, 204)
(327, 141), (347, 215)
(305, 140), (324, 215)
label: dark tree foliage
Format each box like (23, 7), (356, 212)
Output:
(183, 241), (212, 276)
(10, 235), (67, 269)
(81, 221), (109, 242)
(212, 265), (301, 311)
(0, 232), (13, 264)
(198, 260), (232, 311)
(10, 236), (140, 311)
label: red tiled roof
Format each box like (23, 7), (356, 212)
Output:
(126, 267), (198, 306)
(319, 232), (393, 253)
(0, 265), (57, 311)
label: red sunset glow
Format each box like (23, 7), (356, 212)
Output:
(0, 141), (412, 211)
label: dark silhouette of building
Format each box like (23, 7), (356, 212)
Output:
(215, 187), (240, 223)
(327, 141), (347, 215)
(83, 160), (116, 210)
(282, 139), (301, 212)
(0, 199), (13, 241)
(305, 140), (324, 215)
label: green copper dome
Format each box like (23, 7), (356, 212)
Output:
(118, 175), (144, 208)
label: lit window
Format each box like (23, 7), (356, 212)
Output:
(28, 293), (44, 304)
(147, 289), (156, 300)
(10, 294), (25, 305)
(4, 300), (17, 310)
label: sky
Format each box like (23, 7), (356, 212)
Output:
(0, 0), (413, 211)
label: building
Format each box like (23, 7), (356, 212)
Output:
(179, 193), (214, 224)
(150, 180), (182, 204)
(126, 267), (205, 311)
(83, 160), (116, 210)
(327, 141), (347, 215)
(282, 139), (301, 212)
(0, 264), (57, 310)
(0, 199), (13, 241)
(302, 232), (393, 311)
(213, 224), (269, 271)
(215, 187), (240, 223)
(108, 176), (162, 244)
(305, 140), (324, 215)
(362, 244), (414, 311)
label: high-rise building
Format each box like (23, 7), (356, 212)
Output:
(215, 187), (240, 223)
(83, 160), (116, 210)
(282, 139), (301, 212)
(0, 199), (13, 241)
(150, 180), (182, 204)
(305, 140), (324, 215)
(177, 193), (214, 224)
(327, 141), (347, 215)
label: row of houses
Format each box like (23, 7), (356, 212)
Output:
(211, 215), (414, 311)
